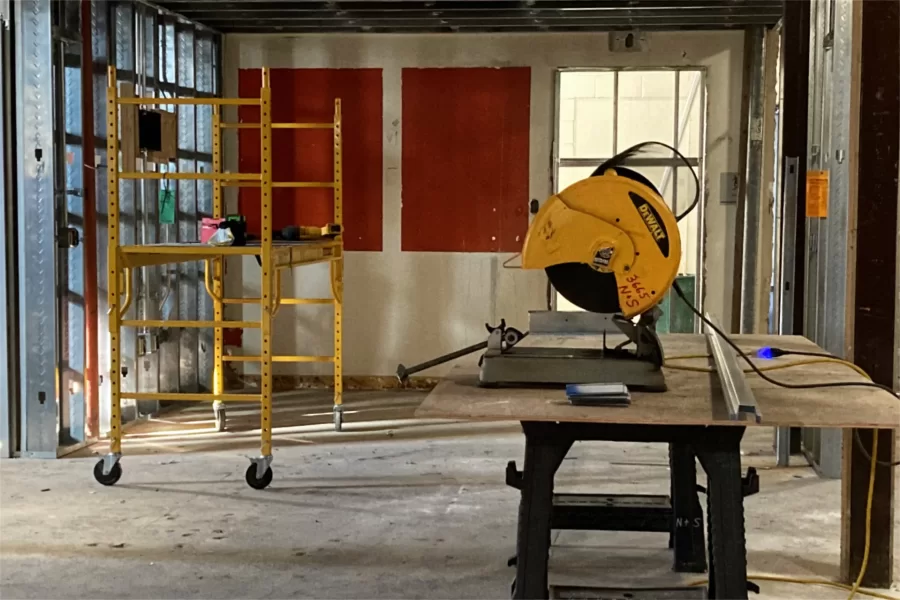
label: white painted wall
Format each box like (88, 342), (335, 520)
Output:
(222, 31), (745, 376)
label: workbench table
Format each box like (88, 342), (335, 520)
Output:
(416, 333), (899, 599)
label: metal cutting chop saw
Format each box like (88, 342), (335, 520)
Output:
(478, 164), (682, 391)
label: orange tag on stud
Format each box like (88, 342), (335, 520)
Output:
(806, 171), (829, 218)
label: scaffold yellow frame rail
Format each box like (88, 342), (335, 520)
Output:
(94, 67), (344, 490)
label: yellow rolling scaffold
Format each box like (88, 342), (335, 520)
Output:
(94, 67), (344, 490)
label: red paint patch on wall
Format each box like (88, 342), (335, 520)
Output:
(238, 68), (383, 251)
(401, 67), (530, 252)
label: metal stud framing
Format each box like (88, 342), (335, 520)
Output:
(15, 0), (58, 458)
(0, 0), (14, 458)
(801, 0), (856, 479)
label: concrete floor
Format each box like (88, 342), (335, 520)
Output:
(1, 390), (899, 599)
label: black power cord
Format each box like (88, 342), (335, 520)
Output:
(594, 141), (700, 223)
(671, 281), (900, 468)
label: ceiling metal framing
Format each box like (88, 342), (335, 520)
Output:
(152, 1), (784, 34)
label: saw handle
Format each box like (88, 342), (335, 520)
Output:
(396, 341), (488, 384)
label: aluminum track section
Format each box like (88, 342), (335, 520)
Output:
(704, 313), (761, 422)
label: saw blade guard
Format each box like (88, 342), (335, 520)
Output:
(522, 169), (682, 318)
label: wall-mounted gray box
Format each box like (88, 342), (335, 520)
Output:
(720, 172), (739, 204)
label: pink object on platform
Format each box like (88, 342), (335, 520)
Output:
(201, 218), (225, 243)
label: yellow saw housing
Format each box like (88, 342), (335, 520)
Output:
(522, 169), (682, 318)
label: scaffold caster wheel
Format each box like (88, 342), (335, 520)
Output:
(93, 460), (122, 486)
(213, 403), (226, 432)
(245, 464), (273, 490)
(333, 406), (343, 432)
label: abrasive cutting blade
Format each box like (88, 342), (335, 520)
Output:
(547, 263), (622, 313)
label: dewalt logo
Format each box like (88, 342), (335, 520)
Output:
(638, 203), (667, 242)
(628, 191), (670, 258)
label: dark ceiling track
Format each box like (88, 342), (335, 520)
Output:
(153, 1), (784, 33)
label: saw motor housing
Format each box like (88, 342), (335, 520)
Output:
(522, 169), (682, 318)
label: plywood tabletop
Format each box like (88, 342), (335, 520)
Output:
(416, 333), (900, 429)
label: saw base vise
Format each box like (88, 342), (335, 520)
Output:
(479, 309), (666, 391)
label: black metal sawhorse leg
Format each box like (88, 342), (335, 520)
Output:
(670, 443), (707, 573)
(513, 422), (573, 600)
(695, 428), (748, 600)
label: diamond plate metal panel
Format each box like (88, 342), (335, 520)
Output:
(91, 0), (107, 61)
(200, 33), (222, 390)
(92, 72), (106, 148)
(62, 58), (86, 444)
(177, 106), (195, 151)
(135, 172), (160, 411)
(157, 302), (179, 391)
(196, 105), (212, 154)
(212, 37), (220, 96)
(118, 171), (137, 415)
(134, 8), (162, 410)
(16, 0), (58, 457)
(196, 36), (213, 94)
(114, 2), (133, 72)
(157, 161), (179, 394)
(161, 22), (175, 85)
(177, 28), (194, 89)
(177, 159), (198, 391)
(142, 10), (155, 81)
(134, 5), (161, 409)
(176, 20), (198, 390)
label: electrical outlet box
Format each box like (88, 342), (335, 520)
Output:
(609, 31), (649, 52)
